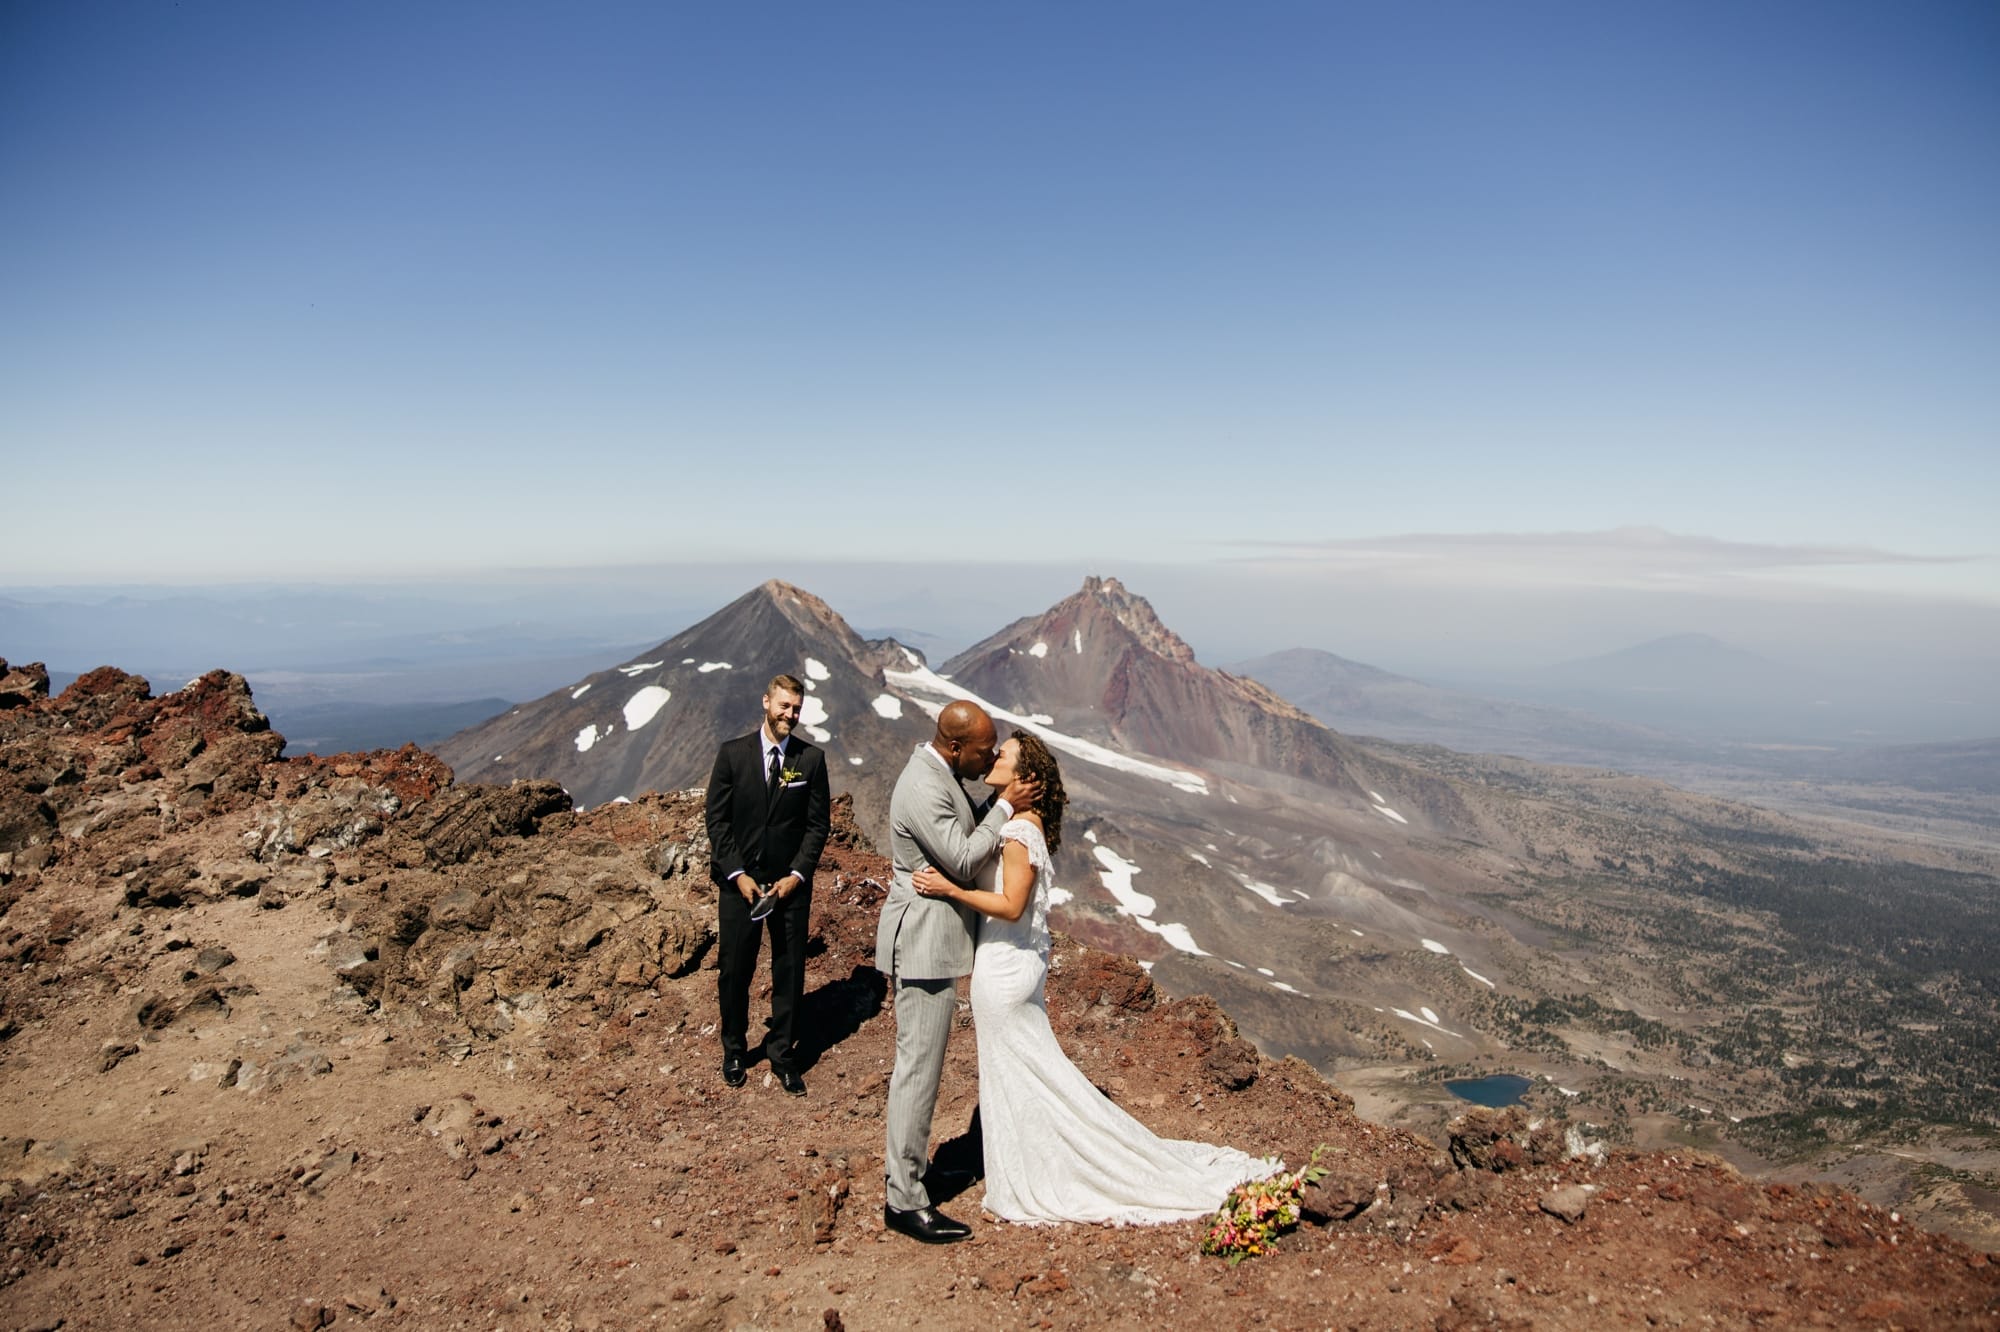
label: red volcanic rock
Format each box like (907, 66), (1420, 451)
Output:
(1448, 1106), (1569, 1173)
(281, 744), (455, 811)
(0, 660), (50, 710)
(53, 666), (154, 728)
(1059, 948), (1157, 1014)
(4, 658), (1999, 1331)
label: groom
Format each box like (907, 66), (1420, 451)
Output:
(876, 700), (1037, 1244)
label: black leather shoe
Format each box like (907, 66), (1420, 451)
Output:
(721, 1054), (746, 1088)
(884, 1203), (971, 1244)
(776, 1068), (806, 1097)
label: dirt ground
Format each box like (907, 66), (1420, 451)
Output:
(2, 665), (1996, 1330)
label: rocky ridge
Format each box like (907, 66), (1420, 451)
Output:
(0, 660), (1994, 1329)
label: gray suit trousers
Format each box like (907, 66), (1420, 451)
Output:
(884, 975), (957, 1211)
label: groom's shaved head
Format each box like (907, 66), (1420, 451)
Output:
(936, 700), (991, 744)
(935, 701), (1000, 779)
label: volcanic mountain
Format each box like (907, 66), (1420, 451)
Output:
(941, 576), (1404, 803)
(435, 581), (933, 833)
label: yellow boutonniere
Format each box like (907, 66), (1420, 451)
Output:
(781, 767), (804, 784)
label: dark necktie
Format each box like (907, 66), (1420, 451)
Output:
(767, 745), (783, 791)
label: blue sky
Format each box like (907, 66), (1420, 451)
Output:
(3, 2), (1996, 611)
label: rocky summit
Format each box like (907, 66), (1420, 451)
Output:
(942, 576), (1397, 802)
(0, 658), (1995, 1328)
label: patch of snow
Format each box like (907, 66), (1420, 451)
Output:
(1237, 877), (1289, 908)
(1420, 1006), (1440, 1024)
(800, 724), (830, 743)
(623, 686), (672, 730)
(1138, 960), (1154, 972)
(800, 696), (828, 727)
(1558, 1086), (1580, 1098)
(494, 754), (503, 761)
(1368, 790), (1383, 802)
(697, 661), (732, 673)
(871, 694), (903, 720)
(1227, 960), (1246, 969)
(1420, 938), (1450, 955)
(1082, 828), (1098, 843)
(848, 755), (864, 765)
(1350, 929), (1365, 937)
(1372, 803), (1408, 825)
(1072, 628), (1082, 654)
(617, 660), (664, 677)
(901, 646), (922, 665)
(1271, 981), (1303, 994)
(1461, 965), (1496, 988)
(1205, 843), (1219, 852)
(1028, 641), (1049, 658)
(570, 684), (592, 699)
(1138, 918), (1207, 955)
(1256, 967), (1275, 977)
(805, 658), (830, 682)
(574, 724), (601, 753)
(1371, 850), (1382, 859)
(1047, 885), (1074, 907)
(1392, 1007), (1463, 1037)
(610, 796), (631, 805)
(682, 658), (695, 664)
(1092, 844), (1156, 917)
(1022, 712), (1054, 725)
(1188, 851), (1210, 866)
(1291, 890), (1311, 901)
(886, 663), (1208, 794)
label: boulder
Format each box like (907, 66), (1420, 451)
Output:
(0, 660), (52, 709)
(1300, 1162), (1379, 1224)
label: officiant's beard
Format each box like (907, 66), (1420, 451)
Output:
(763, 691), (802, 740)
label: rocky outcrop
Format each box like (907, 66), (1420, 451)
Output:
(1, 664), (1995, 1330)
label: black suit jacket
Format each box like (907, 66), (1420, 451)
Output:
(705, 730), (832, 890)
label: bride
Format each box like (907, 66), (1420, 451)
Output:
(913, 730), (1278, 1225)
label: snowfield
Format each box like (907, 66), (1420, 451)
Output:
(886, 662), (1208, 794)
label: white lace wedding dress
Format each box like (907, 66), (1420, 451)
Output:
(970, 820), (1279, 1225)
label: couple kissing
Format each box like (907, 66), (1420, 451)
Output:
(875, 700), (1277, 1243)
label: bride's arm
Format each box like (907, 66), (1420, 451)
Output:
(913, 841), (1035, 922)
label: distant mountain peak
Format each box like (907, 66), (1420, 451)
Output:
(941, 577), (1385, 799)
(1072, 575), (1196, 664)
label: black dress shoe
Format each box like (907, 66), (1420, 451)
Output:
(721, 1054), (746, 1088)
(884, 1203), (971, 1244)
(776, 1068), (806, 1097)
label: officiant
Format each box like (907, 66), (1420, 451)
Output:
(705, 672), (831, 1096)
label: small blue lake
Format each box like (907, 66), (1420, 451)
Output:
(1444, 1074), (1533, 1108)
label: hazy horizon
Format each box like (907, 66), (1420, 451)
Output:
(7, 541), (1998, 745)
(5, 3), (1995, 744)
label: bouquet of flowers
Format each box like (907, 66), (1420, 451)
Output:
(1199, 1146), (1328, 1265)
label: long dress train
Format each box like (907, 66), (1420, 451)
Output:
(970, 820), (1278, 1225)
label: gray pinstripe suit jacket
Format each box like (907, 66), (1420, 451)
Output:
(873, 745), (1011, 981)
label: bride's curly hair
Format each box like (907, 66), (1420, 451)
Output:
(1011, 729), (1067, 854)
